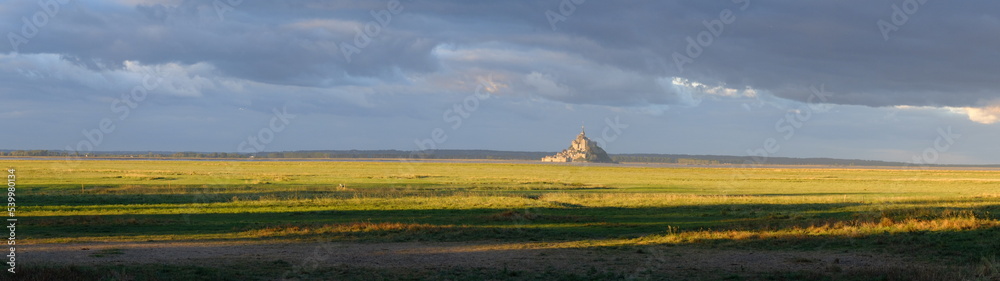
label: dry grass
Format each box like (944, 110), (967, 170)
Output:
(245, 222), (458, 238)
(590, 213), (999, 249)
(32, 216), (179, 227)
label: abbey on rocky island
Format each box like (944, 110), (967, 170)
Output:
(541, 126), (616, 163)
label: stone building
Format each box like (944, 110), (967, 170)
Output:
(541, 126), (616, 163)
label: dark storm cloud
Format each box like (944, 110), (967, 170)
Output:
(2, 0), (441, 87)
(3, 0), (999, 108)
(459, 0), (1000, 108)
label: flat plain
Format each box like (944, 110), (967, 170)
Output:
(10, 159), (1000, 280)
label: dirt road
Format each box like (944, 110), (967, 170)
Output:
(25, 240), (940, 276)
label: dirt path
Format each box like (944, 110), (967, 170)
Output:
(25, 240), (939, 275)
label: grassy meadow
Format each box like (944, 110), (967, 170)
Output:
(11, 159), (1000, 280)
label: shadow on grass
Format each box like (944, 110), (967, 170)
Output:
(29, 202), (862, 236)
(26, 188), (949, 207)
(19, 204), (1000, 281)
(25, 182), (618, 206)
(26, 203), (1000, 262)
(26, 189), (460, 206)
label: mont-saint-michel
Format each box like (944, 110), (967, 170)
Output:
(541, 127), (615, 163)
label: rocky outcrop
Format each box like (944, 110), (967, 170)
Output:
(541, 127), (615, 163)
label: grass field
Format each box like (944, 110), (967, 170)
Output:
(10, 159), (1000, 280)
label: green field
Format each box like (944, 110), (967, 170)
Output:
(11, 160), (1000, 280)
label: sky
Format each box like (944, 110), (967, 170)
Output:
(2, 0), (999, 164)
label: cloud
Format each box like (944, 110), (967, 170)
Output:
(665, 77), (759, 107)
(523, 72), (570, 99)
(424, 0), (1000, 109)
(892, 104), (1000, 125)
(0, 53), (222, 99)
(4, 0), (999, 112)
(957, 103), (1000, 125)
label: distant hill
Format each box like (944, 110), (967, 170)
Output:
(3, 149), (994, 167)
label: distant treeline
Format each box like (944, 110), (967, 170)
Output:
(260, 150), (551, 160)
(0, 149), (549, 160)
(0, 149), (925, 166)
(0, 150), (244, 158)
(611, 155), (720, 165)
(612, 153), (907, 166)
(4, 150), (64, 156)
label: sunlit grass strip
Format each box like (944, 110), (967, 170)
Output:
(15, 160), (1000, 196)
(537, 192), (1000, 208)
(446, 217), (1000, 251)
(26, 213), (1000, 247)
(245, 222), (458, 237)
(22, 195), (554, 216)
(22, 192), (999, 217)
(599, 217), (1000, 247)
